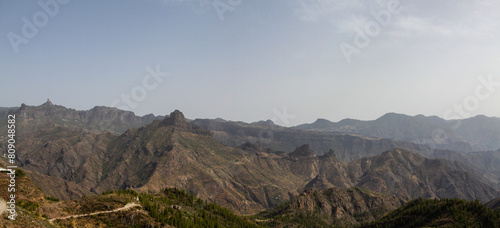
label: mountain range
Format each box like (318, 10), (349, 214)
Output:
(295, 113), (500, 152)
(0, 100), (163, 136)
(1, 101), (499, 227)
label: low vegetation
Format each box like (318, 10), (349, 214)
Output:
(139, 188), (260, 228)
(361, 198), (500, 228)
(2, 170), (500, 227)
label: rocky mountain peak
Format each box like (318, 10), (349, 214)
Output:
(304, 174), (335, 190)
(251, 119), (276, 126)
(38, 99), (54, 109)
(34, 98), (50, 108)
(45, 98), (53, 106)
(323, 149), (336, 157)
(162, 110), (189, 128)
(238, 142), (265, 152)
(314, 118), (332, 125)
(289, 144), (316, 158)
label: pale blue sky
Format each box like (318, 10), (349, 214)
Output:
(1, 0), (500, 126)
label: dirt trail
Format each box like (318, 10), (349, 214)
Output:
(0, 198), (7, 215)
(48, 202), (141, 223)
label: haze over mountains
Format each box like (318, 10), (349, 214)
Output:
(4, 100), (164, 135)
(3, 101), (499, 153)
(296, 113), (500, 152)
(1, 101), (499, 227)
(4, 0), (500, 226)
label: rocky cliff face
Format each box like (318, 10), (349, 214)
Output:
(161, 109), (188, 127)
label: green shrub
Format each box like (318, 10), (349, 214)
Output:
(16, 169), (26, 178)
(45, 196), (60, 202)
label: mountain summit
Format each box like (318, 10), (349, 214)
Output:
(162, 110), (188, 127)
(43, 98), (53, 106)
(289, 144), (316, 158)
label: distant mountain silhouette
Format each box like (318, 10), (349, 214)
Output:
(295, 113), (500, 152)
(1, 101), (164, 135)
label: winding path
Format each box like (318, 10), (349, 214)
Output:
(49, 202), (141, 223)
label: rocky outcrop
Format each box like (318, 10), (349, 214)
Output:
(161, 110), (211, 136)
(289, 144), (316, 158)
(304, 174), (335, 190)
(162, 110), (189, 128)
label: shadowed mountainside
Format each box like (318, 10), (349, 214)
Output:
(430, 149), (500, 188)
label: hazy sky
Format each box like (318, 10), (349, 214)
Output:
(1, 0), (500, 126)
